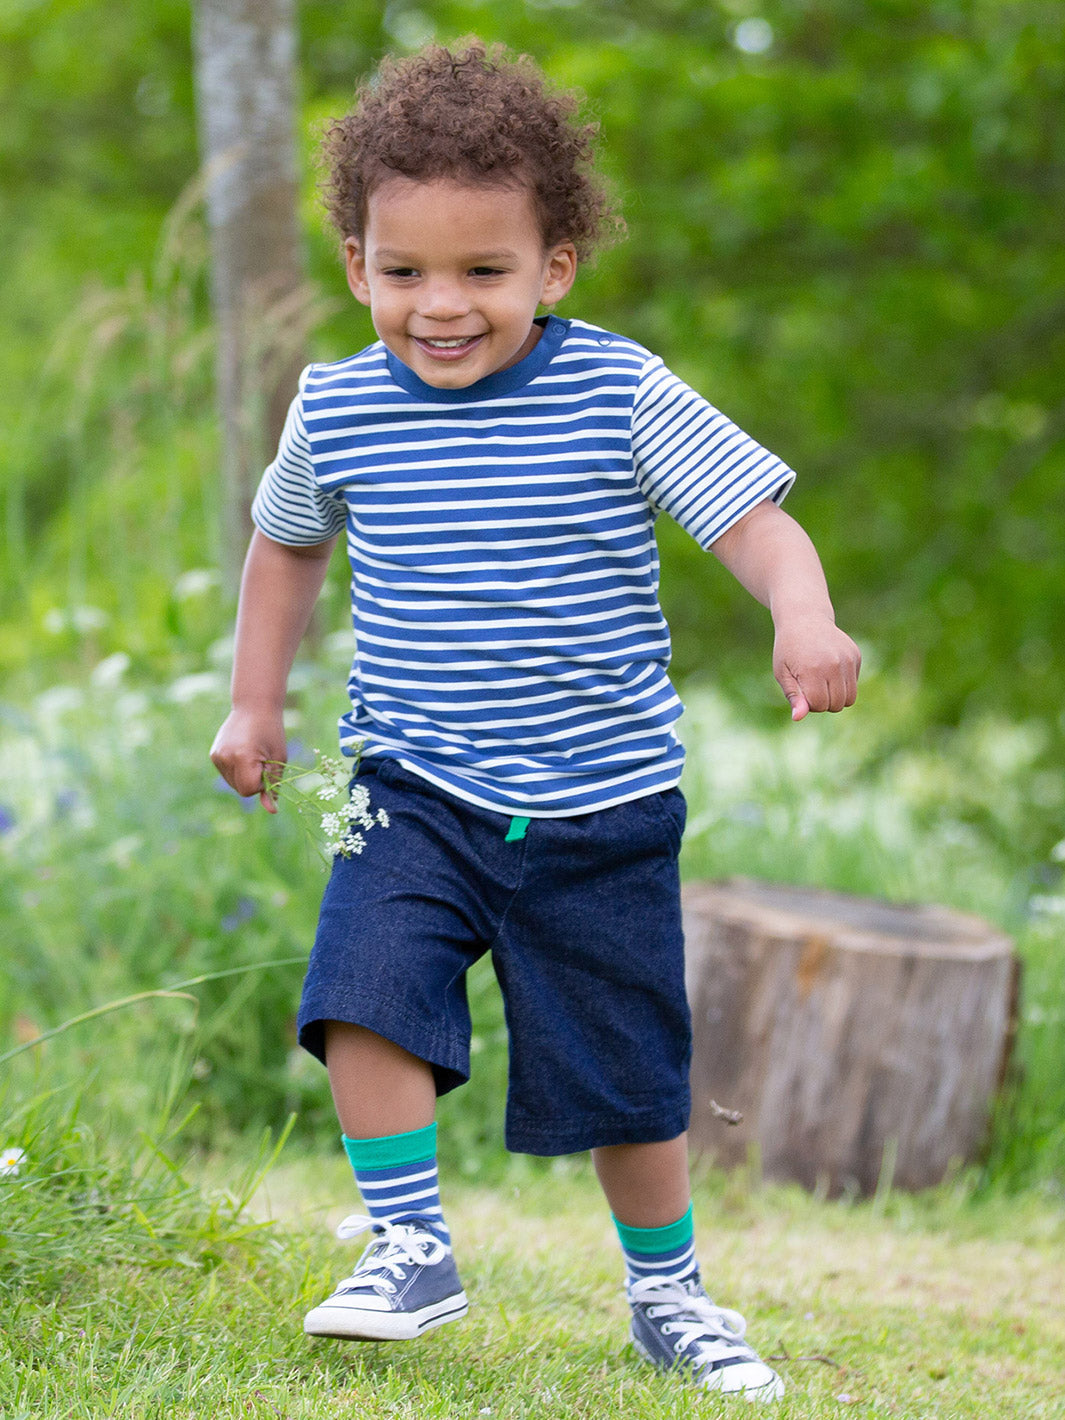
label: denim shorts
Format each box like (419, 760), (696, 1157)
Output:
(297, 758), (691, 1156)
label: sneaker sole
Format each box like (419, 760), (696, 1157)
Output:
(304, 1290), (469, 1342)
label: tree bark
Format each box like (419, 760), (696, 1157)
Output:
(192, 0), (306, 590)
(684, 879), (1019, 1195)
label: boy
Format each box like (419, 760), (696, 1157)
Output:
(211, 40), (859, 1403)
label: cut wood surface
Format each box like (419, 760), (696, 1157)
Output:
(684, 879), (1019, 1194)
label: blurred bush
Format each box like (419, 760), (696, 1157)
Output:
(1, 1), (1062, 743)
(2, 664), (1063, 1190)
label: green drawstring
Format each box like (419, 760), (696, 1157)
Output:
(505, 815), (531, 842)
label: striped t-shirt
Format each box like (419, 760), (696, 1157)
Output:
(251, 315), (794, 816)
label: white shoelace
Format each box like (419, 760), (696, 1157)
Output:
(628, 1276), (754, 1366)
(333, 1213), (448, 1298)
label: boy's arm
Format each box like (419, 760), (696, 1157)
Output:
(710, 499), (860, 721)
(210, 528), (339, 810)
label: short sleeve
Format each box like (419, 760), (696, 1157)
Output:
(631, 357), (795, 549)
(251, 368), (348, 546)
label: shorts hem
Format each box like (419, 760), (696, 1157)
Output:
(503, 1103), (691, 1157)
(297, 991), (470, 1097)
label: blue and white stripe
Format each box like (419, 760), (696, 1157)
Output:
(622, 1235), (699, 1288)
(353, 1159), (449, 1245)
(252, 316), (794, 816)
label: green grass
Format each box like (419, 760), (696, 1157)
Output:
(3, 1127), (1064, 1419)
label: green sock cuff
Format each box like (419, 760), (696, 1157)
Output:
(612, 1202), (694, 1256)
(342, 1123), (437, 1171)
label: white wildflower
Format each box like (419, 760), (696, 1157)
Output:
(323, 628), (355, 658)
(275, 745), (387, 860)
(44, 604), (109, 635)
(35, 684), (85, 718)
(732, 17), (774, 54)
(173, 568), (220, 600)
(104, 834), (143, 870)
(90, 651), (131, 689)
(167, 671), (224, 704)
(207, 634), (235, 667)
(1, 1146), (26, 1177)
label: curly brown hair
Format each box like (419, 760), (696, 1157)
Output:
(320, 39), (623, 262)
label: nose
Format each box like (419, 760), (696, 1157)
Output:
(418, 277), (470, 321)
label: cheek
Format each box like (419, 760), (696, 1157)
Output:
(367, 289), (403, 325)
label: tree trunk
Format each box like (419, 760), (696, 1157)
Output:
(192, 0), (306, 590)
(684, 879), (1019, 1195)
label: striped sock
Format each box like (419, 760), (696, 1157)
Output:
(342, 1123), (450, 1246)
(613, 1203), (700, 1288)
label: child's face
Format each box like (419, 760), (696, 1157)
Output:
(345, 177), (577, 389)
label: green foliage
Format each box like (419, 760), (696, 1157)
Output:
(1, 667), (1063, 1192)
(4, 190), (219, 646)
(1, 0), (1063, 743)
(0, 1085), (286, 1299)
(0, 678), (328, 1144)
(2, 0), (1063, 1222)
(560, 0), (1065, 724)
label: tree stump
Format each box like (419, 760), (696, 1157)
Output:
(684, 879), (1019, 1194)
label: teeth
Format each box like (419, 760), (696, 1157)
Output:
(422, 337), (476, 348)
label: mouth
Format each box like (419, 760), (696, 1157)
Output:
(411, 334), (485, 359)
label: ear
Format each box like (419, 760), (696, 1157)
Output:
(539, 243), (578, 308)
(344, 237), (372, 307)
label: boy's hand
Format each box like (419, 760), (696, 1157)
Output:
(210, 707), (288, 812)
(209, 530), (337, 812)
(710, 501), (860, 722)
(772, 614), (861, 722)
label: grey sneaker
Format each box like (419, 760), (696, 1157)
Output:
(304, 1214), (468, 1341)
(628, 1275), (784, 1401)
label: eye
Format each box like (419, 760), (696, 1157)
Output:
(470, 266), (505, 278)
(382, 267), (418, 279)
